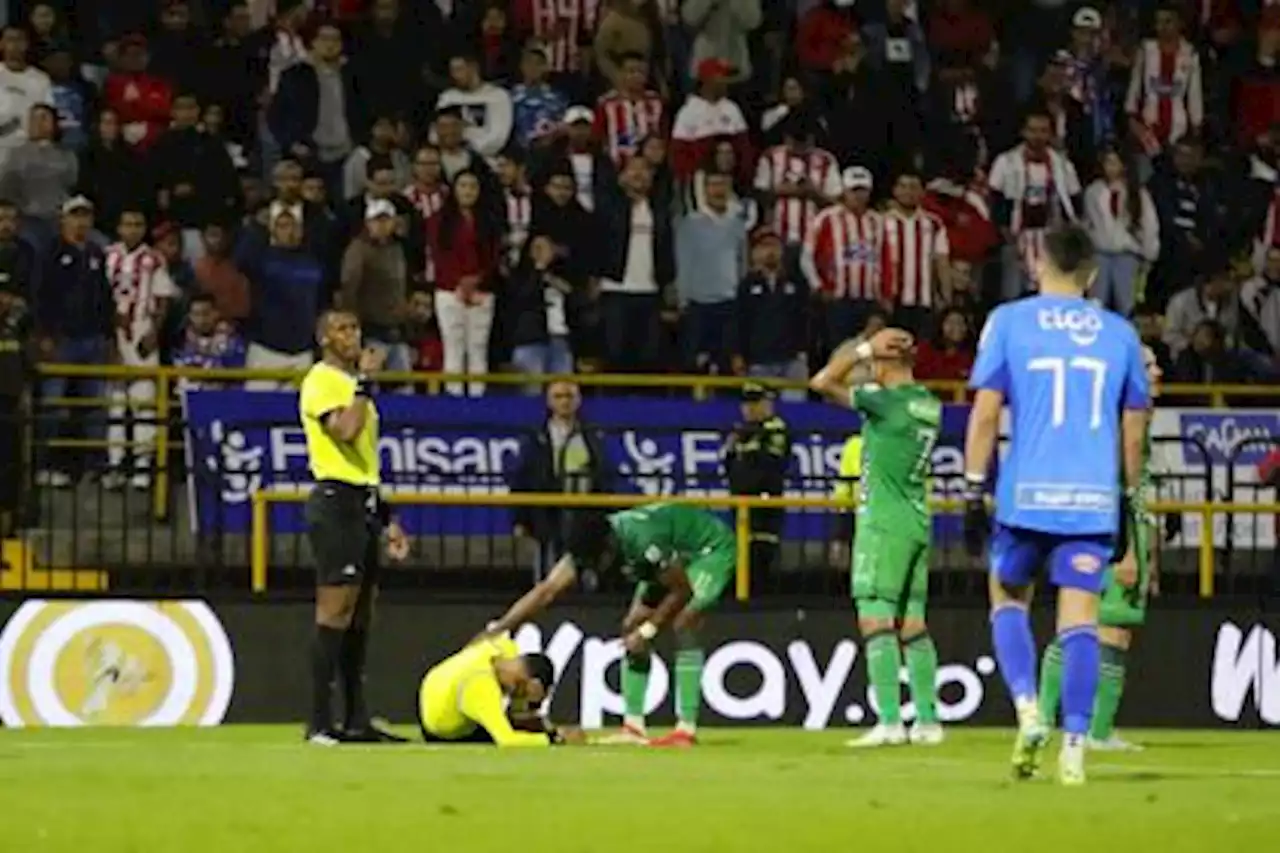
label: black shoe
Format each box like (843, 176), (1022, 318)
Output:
(341, 722), (409, 744)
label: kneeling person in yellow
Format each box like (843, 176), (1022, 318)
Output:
(418, 634), (582, 746)
(300, 310), (410, 746)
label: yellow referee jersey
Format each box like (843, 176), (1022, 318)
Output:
(298, 362), (380, 485)
(833, 435), (862, 503)
(418, 634), (550, 747)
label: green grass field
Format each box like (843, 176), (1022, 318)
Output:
(1, 727), (1277, 852)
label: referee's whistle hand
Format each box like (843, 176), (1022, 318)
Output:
(385, 522), (410, 562)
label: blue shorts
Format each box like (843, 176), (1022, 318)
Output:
(989, 524), (1114, 594)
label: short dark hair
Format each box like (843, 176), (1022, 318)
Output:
(189, 293), (216, 309)
(618, 51), (647, 66)
(565, 511), (618, 571)
(366, 154), (395, 179)
(1023, 107), (1053, 127)
(118, 207), (148, 222)
(521, 654), (555, 693)
(1043, 224), (1096, 276)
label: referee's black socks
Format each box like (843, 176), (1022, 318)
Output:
(310, 625), (345, 735)
(339, 628), (369, 732)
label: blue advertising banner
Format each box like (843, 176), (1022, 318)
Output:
(182, 391), (973, 537)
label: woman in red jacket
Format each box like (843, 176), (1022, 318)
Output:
(426, 170), (503, 396)
(915, 307), (976, 382)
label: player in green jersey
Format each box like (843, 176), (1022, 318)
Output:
(483, 502), (737, 748)
(811, 328), (945, 748)
(1037, 345), (1163, 751)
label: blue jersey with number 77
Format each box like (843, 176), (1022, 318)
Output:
(968, 294), (1150, 537)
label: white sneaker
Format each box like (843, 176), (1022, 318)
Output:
(48, 471), (71, 489)
(596, 720), (648, 745)
(846, 723), (908, 748)
(1058, 738), (1087, 786)
(101, 472), (127, 491)
(306, 731), (340, 746)
(909, 722), (945, 746)
(1087, 734), (1143, 752)
(129, 473), (152, 491)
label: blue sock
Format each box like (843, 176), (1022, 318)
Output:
(990, 604), (1037, 703)
(1059, 625), (1101, 737)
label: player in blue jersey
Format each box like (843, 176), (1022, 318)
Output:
(961, 224), (1150, 786)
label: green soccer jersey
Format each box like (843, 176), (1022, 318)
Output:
(608, 503), (734, 584)
(851, 382), (942, 543)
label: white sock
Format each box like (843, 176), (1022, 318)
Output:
(624, 715), (646, 732)
(676, 720), (696, 735)
(1015, 697), (1041, 729)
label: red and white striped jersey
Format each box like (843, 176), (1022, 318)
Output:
(517, 0), (601, 73)
(595, 89), (666, 164)
(106, 242), (176, 342)
(801, 206), (886, 300)
(1125, 38), (1203, 148)
(753, 145), (841, 246)
(505, 190), (533, 266)
(403, 182), (448, 221)
(882, 208), (950, 308)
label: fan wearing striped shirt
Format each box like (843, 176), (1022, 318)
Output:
(753, 111), (841, 273)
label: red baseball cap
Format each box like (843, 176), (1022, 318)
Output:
(696, 58), (734, 82)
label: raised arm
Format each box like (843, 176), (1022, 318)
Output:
(488, 556), (579, 634)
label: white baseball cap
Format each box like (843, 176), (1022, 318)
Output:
(1073, 7), (1102, 29)
(841, 166), (873, 190)
(61, 195), (93, 214)
(365, 199), (397, 220)
(563, 105), (594, 125)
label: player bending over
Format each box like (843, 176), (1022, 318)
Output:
(485, 503), (736, 747)
(811, 329), (945, 748)
(1039, 345), (1162, 751)
(417, 632), (585, 746)
(963, 224), (1150, 786)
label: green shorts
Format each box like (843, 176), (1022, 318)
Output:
(852, 525), (930, 621)
(1100, 517), (1152, 628)
(634, 541), (735, 614)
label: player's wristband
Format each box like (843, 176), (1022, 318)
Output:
(962, 473), (986, 502)
(853, 341), (874, 361)
(354, 374), (375, 397)
(638, 621), (659, 641)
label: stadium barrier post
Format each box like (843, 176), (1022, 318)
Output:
(1199, 506), (1215, 599)
(251, 490), (268, 593)
(735, 502), (751, 601)
(153, 372), (171, 521)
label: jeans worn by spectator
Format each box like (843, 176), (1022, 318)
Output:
(38, 336), (107, 475)
(681, 300), (735, 374)
(600, 292), (661, 373)
(746, 358), (808, 402)
(1093, 251), (1142, 317)
(512, 337), (574, 382)
(364, 337), (412, 374)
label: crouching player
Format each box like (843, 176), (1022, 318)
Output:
(1038, 345), (1162, 750)
(484, 504), (736, 747)
(811, 328), (945, 747)
(417, 632), (585, 746)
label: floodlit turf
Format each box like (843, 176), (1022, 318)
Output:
(1, 727), (1277, 852)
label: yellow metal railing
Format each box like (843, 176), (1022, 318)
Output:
(249, 489), (1275, 600)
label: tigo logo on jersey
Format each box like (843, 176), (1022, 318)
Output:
(1037, 306), (1102, 346)
(0, 600), (235, 727)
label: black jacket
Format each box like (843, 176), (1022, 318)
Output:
(0, 238), (37, 302)
(528, 142), (617, 210)
(508, 263), (581, 347)
(268, 61), (368, 157)
(528, 195), (597, 280)
(76, 140), (148, 230)
(509, 420), (612, 539)
(731, 270), (810, 365)
(34, 238), (112, 340)
(592, 186), (675, 286)
(150, 127), (240, 227)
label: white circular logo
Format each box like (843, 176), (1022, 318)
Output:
(0, 601), (235, 727)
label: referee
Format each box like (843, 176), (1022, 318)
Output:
(299, 310), (409, 745)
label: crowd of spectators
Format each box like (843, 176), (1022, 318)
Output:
(3, 0), (1280, 487)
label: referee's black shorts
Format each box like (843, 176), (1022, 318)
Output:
(305, 481), (383, 587)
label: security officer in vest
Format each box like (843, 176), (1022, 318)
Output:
(724, 382), (791, 583)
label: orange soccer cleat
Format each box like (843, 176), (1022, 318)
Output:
(647, 729), (697, 748)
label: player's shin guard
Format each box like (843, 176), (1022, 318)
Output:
(622, 652), (651, 723)
(903, 633), (939, 725)
(1089, 645), (1127, 741)
(1058, 625), (1101, 739)
(310, 625), (344, 734)
(865, 631), (903, 725)
(339, 628), (369, 732)
(675, 629), (703, 731)
(991, 604), (1038, 705)
(1038, 640), (1063, 728)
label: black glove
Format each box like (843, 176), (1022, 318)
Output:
(1110, 491), (1132, 565)
(1164, 511), (1183, 543)
(962, 474), (989, 558)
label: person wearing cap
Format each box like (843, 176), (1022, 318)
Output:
(32, 194), (111, 488)
(732, 226), (809, 400)
(436, 52), (514, 165)
(754, 111), (840, 268)
(1059, 7), (1114, 147)
(0, 26), (53, 174)
(801, 165), (886, 346)
(102, 33), (172, 154)
(511, 41), (569, 149)
(723, 381), (790, 584)
(0, 103), (77, 246)
(340, 199), (412, 374)
(675, 169), (747, 375)
(528, 104), (615, 213)
(670, 57), (751, 180)
(682, 0), (761, 86)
